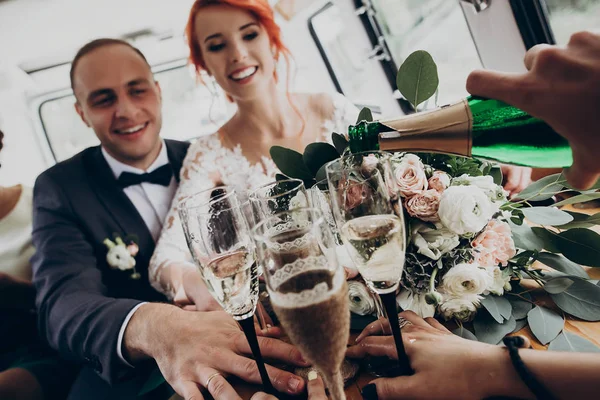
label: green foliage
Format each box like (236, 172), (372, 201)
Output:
(521, 207), (573, 226)
(554, 229), (600, 267)
(480, 295), (512, 324)
(302, 143), (340, 177)
(554, 193), (600, 207)
(473, 312), (517, 345)
(396, 50), (439, 110)
(548, 331), (600, 352)
(550, 279), (600, 321)
(356, 107), (373, 123)
(544, 277), (575, 294)
(331, 132), (349, 155)
(555, 211), (599, 229)
(514, 173), (566, 201)
(269, 146), (314, 186)
(537, 253), (589, 279)
(527, 306), (564, 344)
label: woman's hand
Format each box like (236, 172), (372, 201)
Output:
(172, 266), (222, 312)
(501, 164), (532, 198)
(347, 311), (528, 400)
(250, 371), (328, 400)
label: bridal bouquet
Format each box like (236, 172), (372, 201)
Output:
(270, 51), (600, 351)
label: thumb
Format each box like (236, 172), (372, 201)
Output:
(365, 376), (415, 400)
(466, 69), (532, 110)
(563, 145), (600, 190)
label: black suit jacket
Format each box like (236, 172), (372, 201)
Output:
(31, 139), (189, 399)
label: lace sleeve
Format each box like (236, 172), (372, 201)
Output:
(149, 135), (220, 299)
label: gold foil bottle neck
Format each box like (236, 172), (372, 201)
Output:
(377, 99), (473, 157)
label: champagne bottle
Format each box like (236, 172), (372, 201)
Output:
(348, 96), (572, 168)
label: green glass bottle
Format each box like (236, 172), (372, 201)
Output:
(348, 96), (572, 168)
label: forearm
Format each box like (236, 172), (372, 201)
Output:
(122, 302), (182, 363)
(482, 346), (600, 399)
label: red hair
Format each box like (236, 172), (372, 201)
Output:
(185, 0), (303, 132)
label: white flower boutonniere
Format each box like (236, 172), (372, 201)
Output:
(103, 236), (141, 279)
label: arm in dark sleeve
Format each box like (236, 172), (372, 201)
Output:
(31, 173), (142, 384)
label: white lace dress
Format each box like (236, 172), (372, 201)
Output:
(149, 92), (359, 298)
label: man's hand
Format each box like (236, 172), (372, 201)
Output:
(251, 371), (327, 400)
(347, 311), (531, 400)
(467, 31), (600, 190)
(123, 304), (308, 399)
(501, 165), (532, 198)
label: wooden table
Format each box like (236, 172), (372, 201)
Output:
(188, 205), (600, 400)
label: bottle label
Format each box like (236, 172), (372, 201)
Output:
(377, 100), (473, 157)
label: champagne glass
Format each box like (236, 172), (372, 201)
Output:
(252, 208), (349, 400)
(325, 152), (412, 375)
(249, 178), (309, 221)
(179, 187), (274, 394)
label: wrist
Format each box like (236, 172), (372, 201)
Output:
(475, 345), (535, 400)
(123, 303), (181, 363)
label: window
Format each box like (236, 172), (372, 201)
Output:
(544, 0), (600, 44)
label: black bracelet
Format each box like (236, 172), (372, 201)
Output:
(502, 337), (557, 400)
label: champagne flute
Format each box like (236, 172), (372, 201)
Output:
(178, 187), (275, 394)
(249, 178), (309, 221)
(252, 208), (349, 400)
(325, 152), (412, 375)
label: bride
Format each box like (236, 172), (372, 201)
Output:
(148, 0), (359, 310)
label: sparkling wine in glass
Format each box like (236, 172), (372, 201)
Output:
(249, 178), (309, 220)
(326, 152), (412, 375)
(252, 208), (349, 400)
(179, 187), (274, 393)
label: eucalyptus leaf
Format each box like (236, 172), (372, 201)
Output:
(490, 166), (503, 186)
(315, 165), (328, 185)
(303, 143), (340, 176)
(537, 253), (589, 278)
(512, 318), (528, 334)
(356, 107), (373, 124)
(508, 221), (544, 251)
(554, 193), (600, 207)
(270, 146), (314, 182)
(396, 50), (439, 109)
(555, 211), (597, 229)
(544, 277), (575, 294)
(556, 229), (600, 267)
(474, 313), (517, 345)
(508, 295), (533, 320)
(527, 306), (564, 344)
(522, 207), (573, 226)
(531, 227), (561, 253)
(452, 327), (478, 341)
(514, 173), (565, 201)
(331, 132), (349, 155)
(548, 331), (600, 353)
(551, 279), (600, 321)
(481, 295), (512, 323)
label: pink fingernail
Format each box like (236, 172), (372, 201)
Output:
(288, 377), (302, 392)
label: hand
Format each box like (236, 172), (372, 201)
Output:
(124, 304), (309, 400)
(347, 311), (527, 400)
(250, 371), (328, 400)
(501, 164), (532, 198)
(172, 266), (222, 312)
(467, 31), (600, 190)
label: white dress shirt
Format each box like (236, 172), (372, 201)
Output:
(102, 141), (177, 367)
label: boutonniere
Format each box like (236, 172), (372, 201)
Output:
(103, 235), (141, 279)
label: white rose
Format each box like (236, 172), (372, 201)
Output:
(396, 290), (435, 318)
(483, 266), (512, 296)
(347, 281), (377, 316)
(411, 223), (460, 260)
(106, 245), (136, 271)
(361, 154), (379, 174)
(452, 174), (507, 204)
(439, 294), (482, 322)
(438, 186), (496, 236)
(439, 263), (491, 297)
(400, 154), (424, 167)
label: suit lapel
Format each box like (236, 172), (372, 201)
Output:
(164, 139), (190, 183)
(83, 147), (155, 257)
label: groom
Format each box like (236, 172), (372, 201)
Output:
(31, 39), (307, 399)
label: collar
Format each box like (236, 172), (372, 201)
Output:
(101, 141), (169, 179)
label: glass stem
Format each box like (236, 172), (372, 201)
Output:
(238, 316), (275, 395)
(380, 292), (413, 375)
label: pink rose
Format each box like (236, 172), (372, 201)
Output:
(394, 162), (428, 198)
(342, 180), (371, 210)
(471, 220), (516, 267)
(405, 189), (441, 222)
(428, 171), (450, 192)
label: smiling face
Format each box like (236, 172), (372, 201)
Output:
(194, 4), (276, 101)
(73, 44), (163, 169)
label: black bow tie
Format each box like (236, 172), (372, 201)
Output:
(118, 164), (173, 188)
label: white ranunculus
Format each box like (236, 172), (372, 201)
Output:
(347, 281), (376, 316)
(106, 245), (136, 271)
(484, 266), (512, 296)
(438, 185), (496, 236)
(452, 174), (507, 204)
(440, 263), (491, 297)
(439, 294), (482, 322)
(411, 223), (460, 260)
(396, 290), (435, 318)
